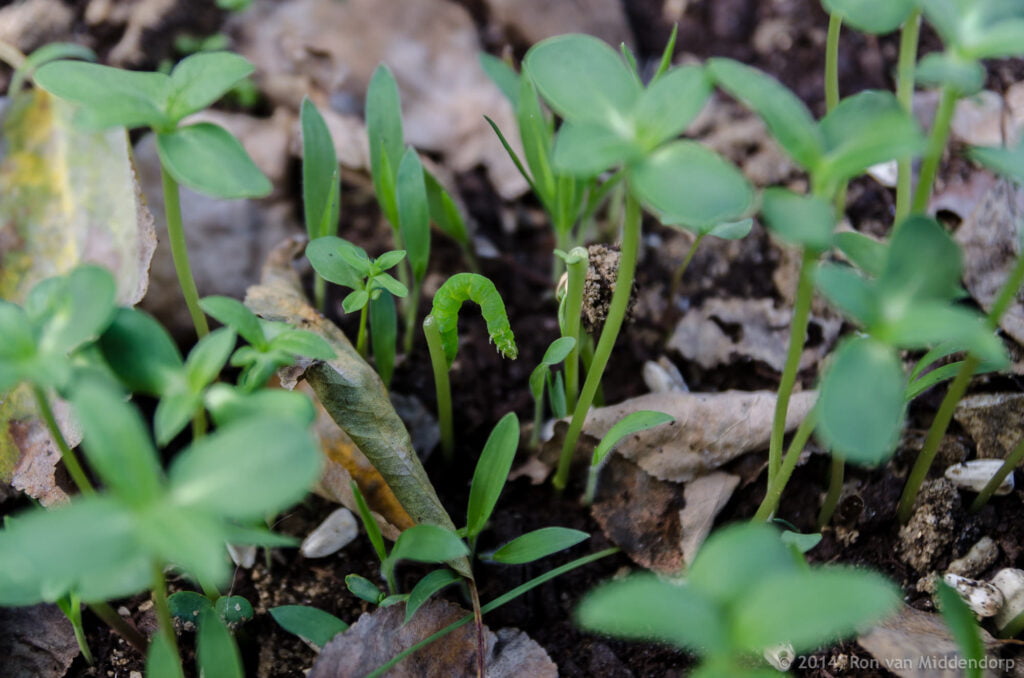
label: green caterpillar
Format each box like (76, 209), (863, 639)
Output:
(430, 273), (518, 368)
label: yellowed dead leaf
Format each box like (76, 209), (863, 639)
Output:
(0, 89), (156, 501)
(581, 390), (817, 483)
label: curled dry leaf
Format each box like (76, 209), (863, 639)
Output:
(0, 90), (156, 503)
(668, 297), (840, 372)
(578, 390), (817, 483)
(309, 599), (556, 678)
(858, 604), (998, 678)
(0, 603), (80, 678)
(234, 0), (527, 198)
(244, 237), (466, 575)
(679, 471), (740, 567)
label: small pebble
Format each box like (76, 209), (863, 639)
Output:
(992, 568), (1024, 631)
(227, 543), (257, 569)
(947, 536), (999, 578)
(943, 573), (1003, 617)
(301, 508), (358, 558)
(945, 459), (1014, 495)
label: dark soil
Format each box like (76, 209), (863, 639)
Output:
(8, 1), (1024, 677)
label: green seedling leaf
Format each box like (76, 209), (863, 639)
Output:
(936, 580), (985, 678)
(652, 23), (679, 82)
(10, 42), (95, 96)
(971, 142), (1024, 184)
(343, 289), (371, 313)
(169, 418), (321, 520)
(268, 329), (337, 361)
(71, 376), (163, 506)
(404, 569), (460, 624)
(0, 304), (34, 392)
(878, 215), (961, 307)
(541, 336), (577, 365)
(517, 76), (556, 200)
(29, 264), (118, 359)
(388, 524), (469, 566)
(780, 530), (823, 554)
(760, 188), (835, 251)
(346, 573), (384, 603)
(146, 632), (186, 678)
(99, 308), (183, 395)
(524, 33), (641, 128)
(155, 389), (200, 447)
(375, 250), (407, 272)
(197, 607), (243, 678)
(379, 594), (409, 607)
(822, 0), (917, 34)
(430, 273), (518, 368)
(879, 303), (1007, 367)
(576, 573), (729, 654)
(916, 52), (986, 96)
(369, 291), (398, 387)
(835, 231), (887, 277)
(479, 53), (520, 108)
(306, 236), (366, 289)
(687, 523), (797, 607)
(205, 384), (316, 427)
(465, 412), (520, 539)
(137, 505), (227, 588)
(216, 595), (254, 628)
(169, 591), (214, 629)
(633, 65), (712, 149)
(371, 273), (407, 298)
(186, 327), (237, 391)
(396, 149), (431, 281)
(156, 123), (271, 199)
(270, 605), (349, 649)
(591, 410), (674, 467)
(817, 90), (925, 192)
(424, 172), (470, 246)
(33, 60), (169, 129)
(485, 527), (589, 564)
(351, 481), (388, 563)
(553, 121), (639, 176)
(367, 65), (404, 226)
(817, 336), (906, 466)
(200, 295), (266, 349)
(547, 371), (568, 419)
(629, 140), (754, 231)
(733, 567), (899, 653)
(486, 115), (538, 197)
(707, 58), (823, 169)
(167, 52), (254, 122)
(706, 219), (753, 240)
(620, 42), (641, 82)
(815, 263), (878, 326)
(923, 0), (1024, 60)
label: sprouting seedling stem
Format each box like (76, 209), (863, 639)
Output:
(357, 302), (370, 358)
(87, 602), (147, 655)
(31, 384), (95, 495)
(894, 9), (923, 222)
(912, 84), (959, 214)
(754, 409), (818, 522)
(151, 561), (179, 659)
(767, 248), (817, 484)
(899, 249), (1024, 522)
(817, 452), (845, 529)
(423, 315), (454, 460)
(824, 13), (849, 215)
(558, 247), (589, 411)
(161, 166), (210, 339)
(553, 193), (641, 491)
(669, 233), (705, 301)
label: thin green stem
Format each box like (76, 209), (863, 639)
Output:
(314, 275), (327, 313)
(912, 85), (959, 214)
(583, 462), (602, 506)
(31, 385), (94, 495)
(402, 276), (421, 355)
(553, 194), (642, 491)
(825, 14), (842, 112)
(562, 248), (588, 412)
(151, 562), (179, 657)
(971, 436), (1024, 512)
(990, 246), (1024, 323)
(669, 233), (705, 301)
(0, 39), (25, 70)
(59, 595), (94, 664)
(366, 547), (620, 678)
(755, 410), (818, 522)
(894, 9), (922, 223)
(817, 452), (844, 529)
(767, 249), (817, 484)
(160, 166), (209, 339)
(468, 579), (486, 678)
(424, 315), (454, 461)
(88, 602), (147, 655)
(356, 304), (369, 358)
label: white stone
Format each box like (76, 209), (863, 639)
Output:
(301, 508), (359, 558)
(943, 573), (1003, 617)
(947, 536), (999, 578)
(991, 568), (1024, 631)
(944, 459), (1014, 495)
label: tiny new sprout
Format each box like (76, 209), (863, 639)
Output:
(577, 523), (898, 678)
(300, 97), (342, 311)
(583, 410), (674, 505)
(528, 336), (576, 447)
(422, 273), (517, 460)
(34, 52), (271, 340)
(305, 236), (408, 360)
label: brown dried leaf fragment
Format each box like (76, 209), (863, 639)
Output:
(0, 603), (80, 678)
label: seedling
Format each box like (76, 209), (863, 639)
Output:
(422, 273), (517, 460)
(270, 604), (349, 650)
(528, 336), (576, 447)
(554, 247), (588, 410)
(305, 236), (407, 359)
(583, 410), (674, 505)
(300, 98), (342, 311)
(577, 523), (899, 677)
(34, 52), (271, 339)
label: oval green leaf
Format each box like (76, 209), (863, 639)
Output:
(33, 61), (169, 129)
(167, 52), (254, 122)
(592, 410), (674, 466)
(822, 0), (917, 34)
(156, 123), (271, 199)
(404, 569), (460, 624)
(396, 149), (430, 281)
(466, 412), (520, 538)
(633, 64), (712, 149)
(271, 605), (349, 649)
(760, 188), (835, 251)
(487, 527), (589, 565)
(301, 97), (341, 240)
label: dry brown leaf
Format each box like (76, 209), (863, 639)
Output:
(580, 390), (817, 483)
(668, 297), (840, 372)
(310, 599), (556, 678)
(858, 604), (998, 678)
(679, 471), (740, 567)
(954, 393), (1024, 460)
(483, 0), (633, 47)
(0, 603), (80, 678)
(955, 178), (1024, 351)
(591, 453), (685, 574)
(234, 0), (528, 199)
